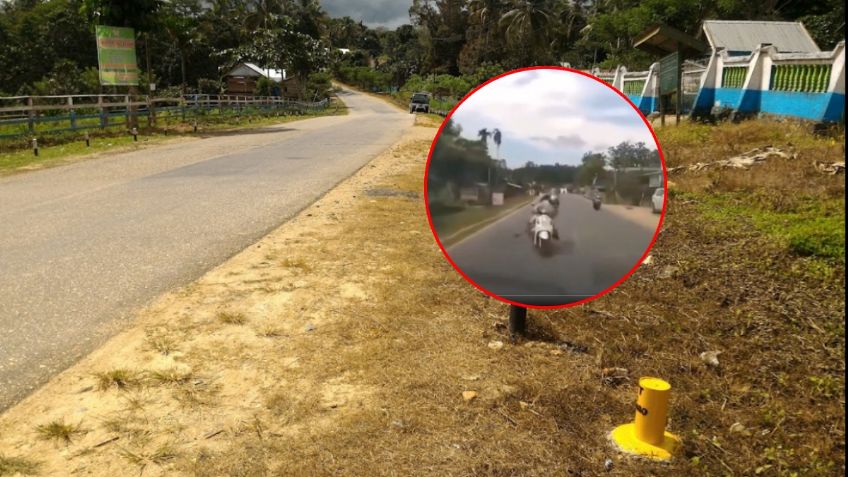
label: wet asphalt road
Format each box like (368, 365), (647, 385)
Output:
(0, 88), (409, 410)
(445, 194), (660, 306)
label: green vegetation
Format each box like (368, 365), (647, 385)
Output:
(4, 0), (842, 107)
(659, 118), (845, 280)
(0, 104), (346, 174)
(0, 454), (39, 476)
(691, 192), (845, 261)
(432, 194), (533, 246)
(35, 420), (84, 444)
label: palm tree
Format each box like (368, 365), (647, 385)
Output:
(478, 128), (491, 146)
(468, 0), (503, 48)
(244, 0), (284, 32)
(499, 0), (552, 62)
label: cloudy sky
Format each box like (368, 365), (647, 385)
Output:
(321, 0), (413, 28)
(448, 69), (657, 168)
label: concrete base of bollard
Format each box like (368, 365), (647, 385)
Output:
(610, 422), (680, 461)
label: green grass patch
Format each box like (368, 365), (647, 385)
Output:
(0, 102), (346, 175)
(682, 190), (845, 262)
(431, 194), (533, 246)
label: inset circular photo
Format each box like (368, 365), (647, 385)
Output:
(424, 67), (666, 308)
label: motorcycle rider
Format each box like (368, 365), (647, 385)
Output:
(528, 193), (560, 240)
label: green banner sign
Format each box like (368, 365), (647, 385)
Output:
(95, 25), (139, 86)
(659, 52), (679, 95)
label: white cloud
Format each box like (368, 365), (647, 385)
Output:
(451, 69), (656, 155)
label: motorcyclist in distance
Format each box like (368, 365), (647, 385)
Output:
(528, 192), (560, 239)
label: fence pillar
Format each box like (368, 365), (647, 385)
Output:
(26, 97), (34, 133)
(68, 96), (76, 130)
(98, 95), (107, 128)
(147, 96), (156, 127)
(125, 95), (131, 129)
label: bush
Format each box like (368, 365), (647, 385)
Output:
(197, 78), (222, 95)
(336, 66), (392, 92)
(255, 76), (277, 96)
(305, 72), (333, 101)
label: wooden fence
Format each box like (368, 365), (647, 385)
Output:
(0, 94), (330, 139)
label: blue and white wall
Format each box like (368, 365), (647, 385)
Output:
(690, 41), (845, 122)
(584, 40), (845, 123)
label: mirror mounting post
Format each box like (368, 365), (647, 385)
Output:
(508, 305), (527, 336)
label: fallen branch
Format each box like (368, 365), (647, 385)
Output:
(668, 146), (795, 173)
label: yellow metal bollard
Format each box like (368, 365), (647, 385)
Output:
(610, 377), (681, 461)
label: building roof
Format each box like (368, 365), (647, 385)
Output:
(224, 63), (286, 82)
(634, 24), (707, 58)
(700, 20), (820, 54)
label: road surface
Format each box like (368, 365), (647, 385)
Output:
(0, 88), (409, 410)
(445, 194), (660, 306)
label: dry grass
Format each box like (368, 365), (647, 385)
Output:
(216, 310), (247, 325)
(0, 120), (842, 476)
(94, 369), (143, 391)
(149, 368), (195, 386)
(119, 441), (180, 471)
(145, 328), (179, 355)
(281, 257), (313, 272)
(35, 420), (84, 444)
(0, 454), (39, 476)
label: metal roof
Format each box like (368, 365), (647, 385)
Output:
(634, 24), (707, 58)
(701, 20), (820, 54)
(224, 63), (286, 82)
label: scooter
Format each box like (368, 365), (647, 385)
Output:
(530, 213), (556, 252)
(592, 193), (602, 211)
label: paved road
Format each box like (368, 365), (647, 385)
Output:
(446, 194), (660, 306)
(0, 88), (409, 410)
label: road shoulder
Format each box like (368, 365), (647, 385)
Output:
(0, 123), (438, 475)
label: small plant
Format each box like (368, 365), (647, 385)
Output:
(281, 257), (313, 272)
(95, 369), (142, 391)
(257, 324), (283, 337)
(149, 369), (194, 386)
(216, 311), (247, 325)
(119, 442), (179, 470)
(0, 453), (40, 475)
(146, 329), (178, 356)
(35, 420), (84, 444)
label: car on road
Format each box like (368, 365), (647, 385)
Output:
(652, 187), (664, 213)
(409, 92), (430, 114)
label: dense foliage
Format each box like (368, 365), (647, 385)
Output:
(0, 0), (842, 97)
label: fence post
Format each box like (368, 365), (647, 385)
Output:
(26, 97), (34, 133)
(508, 305), (527, 337)
(125, 95), (131, 129)
(147, 95), (156, 127)
(68, 96), (76, 131)
(98, 95), (107, 129)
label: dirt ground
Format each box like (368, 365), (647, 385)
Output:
(0, 117), (844, 476)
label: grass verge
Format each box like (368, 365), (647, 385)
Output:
(431, 194), (534, 246)
(0, 119), (843, 476)
(0, 98), (348, 175)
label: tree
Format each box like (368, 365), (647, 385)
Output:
(576, 151), (607, 186)
(477, 128), (491, 151)
(499, 0), (553, 65)
(159, 0), (202, 92)
(607, 141), (658, 169)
